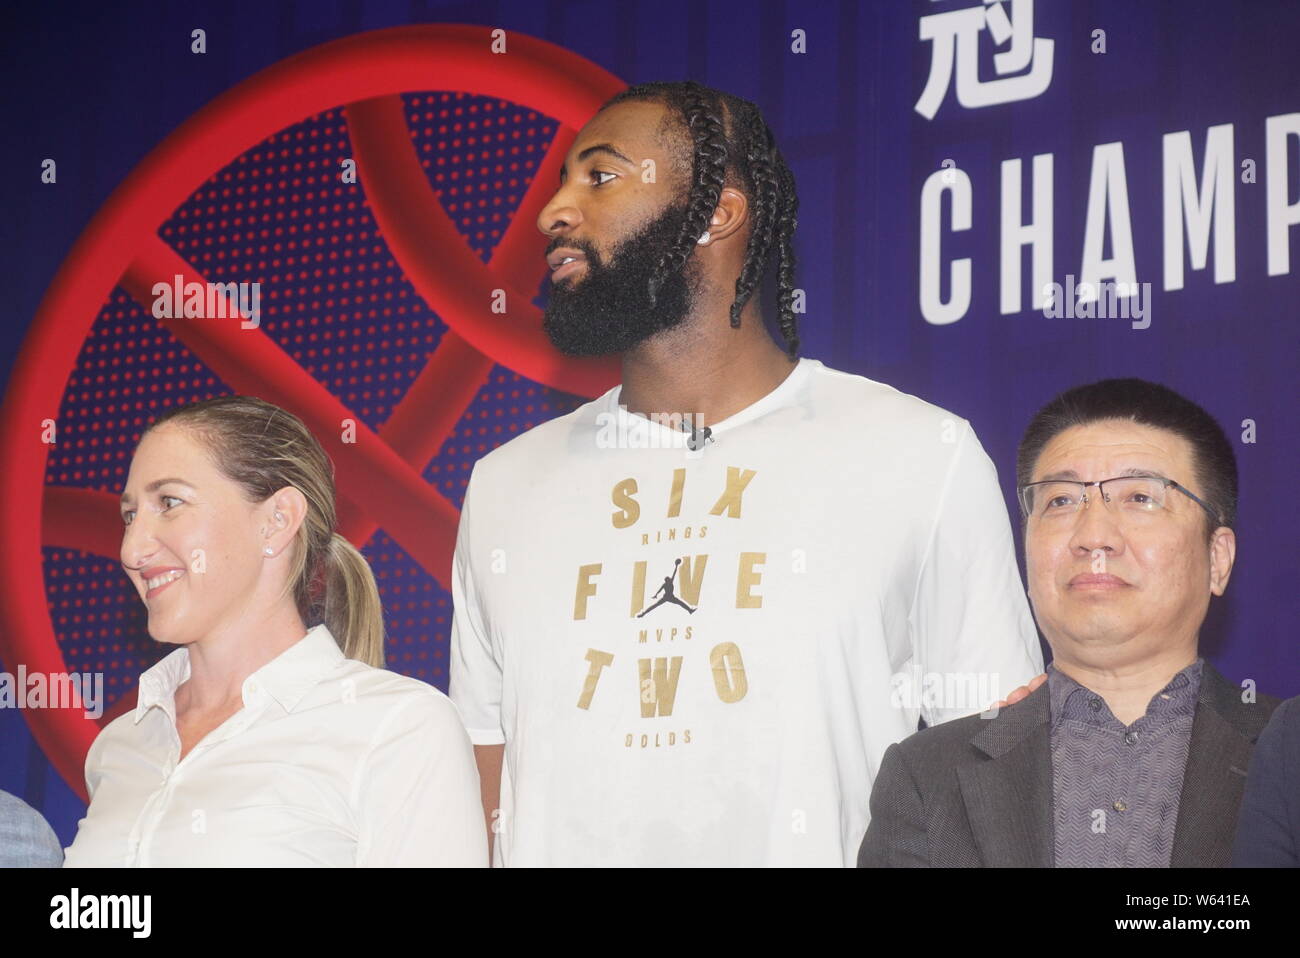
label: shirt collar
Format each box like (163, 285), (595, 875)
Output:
(602, 357), (817, 439)
(1046, 663), (1083, 727)
(134, 647), (192, 724)
(133, 624), (347, 723)
(242, 624), (347, 713)
(1047, 657), (1204, 729)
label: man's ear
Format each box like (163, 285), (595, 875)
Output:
(1208, 525), (1236, 596)
(699, 186), (749, 245)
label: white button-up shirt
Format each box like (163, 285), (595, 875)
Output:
(63, 624), (486, 867)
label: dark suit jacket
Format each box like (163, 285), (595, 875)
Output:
(858, 661), (1280, 867)
(1232, 695), (1300, 866)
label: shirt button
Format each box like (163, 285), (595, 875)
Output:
(1113, 800), (1127, 812)
(1087, 698), (1102, 712)
(1124, 731), (1139, 745)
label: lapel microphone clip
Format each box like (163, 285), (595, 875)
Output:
(680, 418), (714, 452)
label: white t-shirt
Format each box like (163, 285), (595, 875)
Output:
(64, 624), (486, 867)
(450, 357), (1042, 866)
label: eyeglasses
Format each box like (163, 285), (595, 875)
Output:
(1017, 474), (1220, 524)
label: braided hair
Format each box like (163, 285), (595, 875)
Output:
(601, 81), (801, 359)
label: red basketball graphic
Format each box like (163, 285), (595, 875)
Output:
(0, 25), (624, 798)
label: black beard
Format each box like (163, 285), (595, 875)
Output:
(542, 202), (701, 357)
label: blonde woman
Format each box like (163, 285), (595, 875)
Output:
(63, 396), (486, 867)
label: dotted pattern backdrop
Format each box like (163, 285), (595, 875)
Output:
(42, 92), (585, 708)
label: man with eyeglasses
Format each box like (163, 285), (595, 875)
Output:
(859, 378), (1281, 867)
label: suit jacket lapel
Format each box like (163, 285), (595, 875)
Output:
(1171, 662), (1256, 867)
(957, 686), (1054, 867)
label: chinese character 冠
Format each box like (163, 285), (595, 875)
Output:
(915, 0), (1055, 120)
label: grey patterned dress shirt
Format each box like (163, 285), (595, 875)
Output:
(1048, 658), (1203, 867)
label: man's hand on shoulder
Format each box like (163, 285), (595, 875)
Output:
(989, 672), (1047, 710)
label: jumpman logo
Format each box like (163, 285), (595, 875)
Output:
(636, 557), (697, 617)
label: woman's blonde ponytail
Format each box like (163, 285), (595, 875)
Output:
(322, 533), (385, 667)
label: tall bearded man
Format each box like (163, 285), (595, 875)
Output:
(450, 80), (1042, 866)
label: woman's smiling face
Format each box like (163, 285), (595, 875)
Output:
(119, 424), (269, 645)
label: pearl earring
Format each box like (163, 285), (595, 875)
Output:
(264, 546), (273, 556)
(697, 231), (710, 245)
